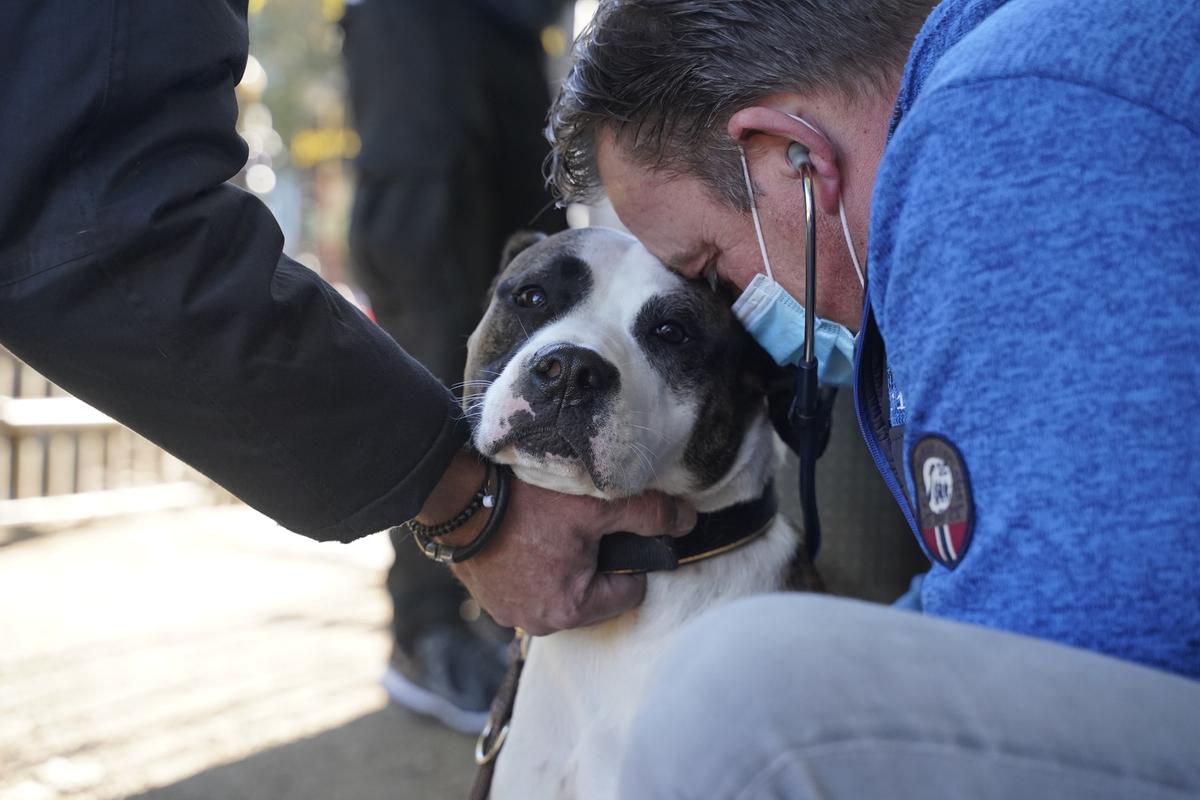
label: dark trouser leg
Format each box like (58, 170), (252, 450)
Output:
(343, 0), (563, 657)
(351, 165), (504, 647)
(386, 526), (468, 651)
(366, 208), (486, 649)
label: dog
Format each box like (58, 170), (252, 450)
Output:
(463, 227), (812, 800)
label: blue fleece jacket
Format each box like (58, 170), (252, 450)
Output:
(865, 0), (1200, 678)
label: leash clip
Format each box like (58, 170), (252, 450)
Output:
(473, 630), (529, 767)
(474, 719), (510, 766)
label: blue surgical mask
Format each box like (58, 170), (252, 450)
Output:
(730, 116), (864, 387)
(732, 272), (857, 386)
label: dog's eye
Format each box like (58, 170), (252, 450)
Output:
(513, 285), (546, 308)
(654, 321), (689, 344)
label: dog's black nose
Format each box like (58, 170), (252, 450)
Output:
(528, 343), (619, 406)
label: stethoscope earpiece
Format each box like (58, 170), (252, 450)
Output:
(787, 141), (812, 173)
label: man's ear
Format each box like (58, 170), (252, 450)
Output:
(727, 106), (841, 216)
(499, 230), (547, 271)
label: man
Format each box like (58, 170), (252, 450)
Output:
(537, 0), (1200, 795)
(340, 0), (567, 731)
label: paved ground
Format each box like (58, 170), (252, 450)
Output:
(0, 506), (476, 800)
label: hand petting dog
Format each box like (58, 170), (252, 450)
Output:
(419, 450), (695, 636)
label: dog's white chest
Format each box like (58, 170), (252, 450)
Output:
(489, 519), (797, 800)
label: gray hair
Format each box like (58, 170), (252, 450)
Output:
(548, 0), (934, 210)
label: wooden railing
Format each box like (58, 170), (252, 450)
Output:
(0, 348), (226, 528)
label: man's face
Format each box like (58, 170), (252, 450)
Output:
(596, 131), (862, 330)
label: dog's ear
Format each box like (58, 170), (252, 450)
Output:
(739, 336), (785, 399)
(499, 231), (547, 271)
(480, 231), (549, 314)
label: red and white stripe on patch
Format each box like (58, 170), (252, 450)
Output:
(922, 522), (969, 566)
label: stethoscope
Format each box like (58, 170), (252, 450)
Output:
(779, 141), (836, 561)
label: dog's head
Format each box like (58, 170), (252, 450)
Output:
(464, 228), (779, 507)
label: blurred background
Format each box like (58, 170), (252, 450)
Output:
(0, 2), (919, 798)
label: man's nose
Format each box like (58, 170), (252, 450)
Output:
(528, 343), (619, 407)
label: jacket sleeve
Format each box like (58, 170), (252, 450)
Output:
(0, 0), (468, 542)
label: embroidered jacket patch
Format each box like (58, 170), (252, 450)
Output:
(910, 434), (974, 569)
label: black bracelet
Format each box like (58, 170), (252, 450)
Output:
(451, 463), (511, 563)
(410, 463), (512, 564)
(405, 463), (492, 539)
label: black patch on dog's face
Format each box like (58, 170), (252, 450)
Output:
(634, 281), (767, 489)
(464, 234), (594, 402)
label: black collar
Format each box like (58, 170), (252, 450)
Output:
(596, 481), (778, 575)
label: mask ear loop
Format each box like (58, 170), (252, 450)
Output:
(839, 201), (865, 289)
(738, 147), (775, 283)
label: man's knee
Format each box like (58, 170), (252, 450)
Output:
(619, 595), (882, 799)
(640, 594), (900, 713)
(619, 594), (1200, 800)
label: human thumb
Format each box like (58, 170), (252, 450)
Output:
(606, 490), (696, 539)
(574, 572), (649, 627)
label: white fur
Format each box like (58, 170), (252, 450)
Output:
(474, 230), (799, 800)
(489, 454), (796, 800)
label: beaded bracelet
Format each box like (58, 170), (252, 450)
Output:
(450, 463), (511, 563)
(404, 463), (492, 540)
(409, 463), (512, 564)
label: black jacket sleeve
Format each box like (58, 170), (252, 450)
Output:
(0, 0), (468, 542)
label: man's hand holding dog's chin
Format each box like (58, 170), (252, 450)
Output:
(417, 451), (696, 636)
